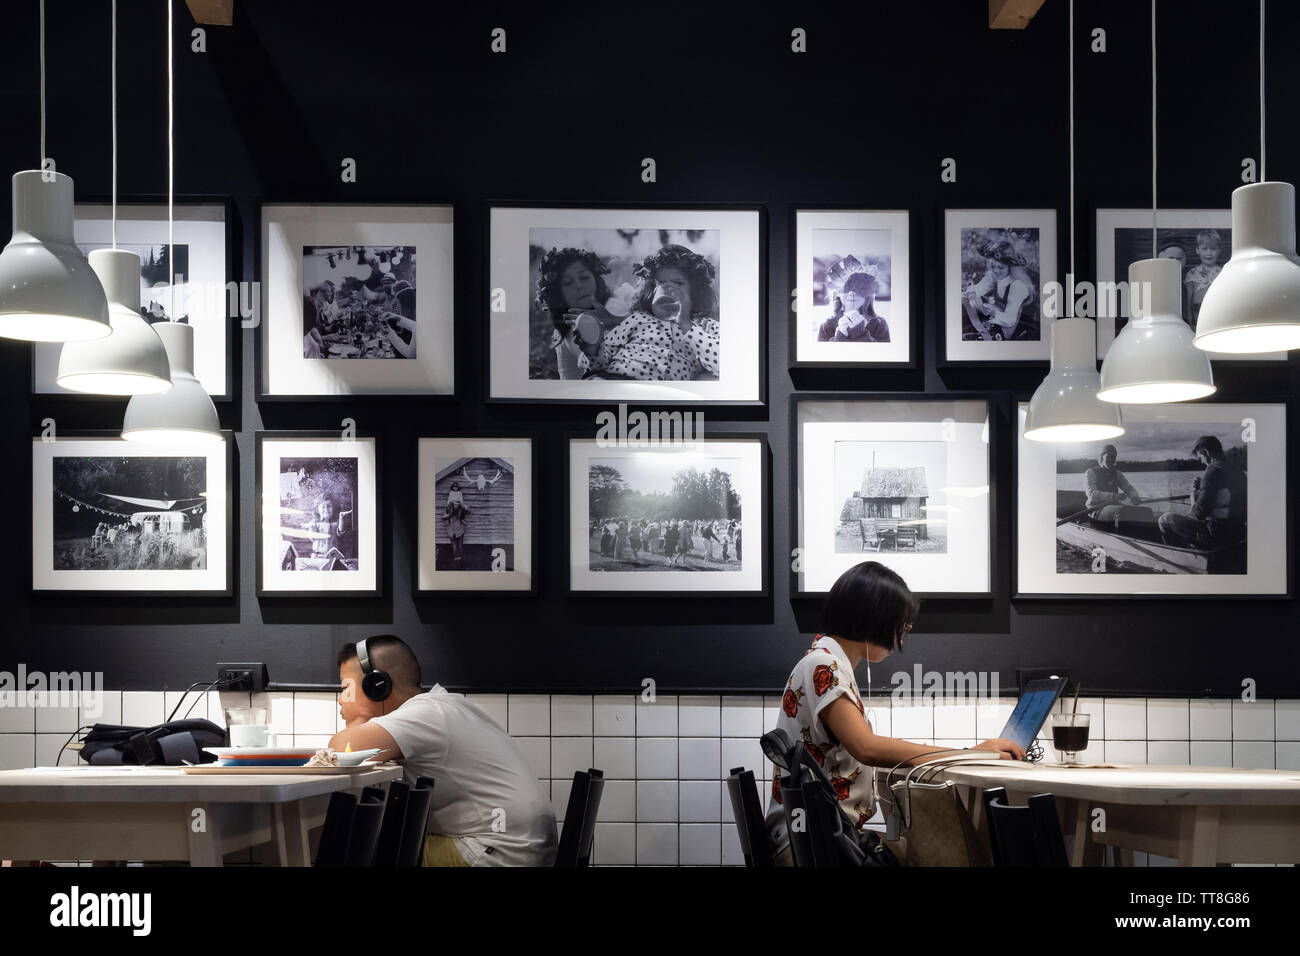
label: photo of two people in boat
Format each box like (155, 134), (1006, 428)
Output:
(1055, 424), (1247, 575)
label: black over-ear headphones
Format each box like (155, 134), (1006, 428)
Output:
(356, 636), (393, 702)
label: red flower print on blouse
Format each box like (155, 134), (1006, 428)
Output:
(852, 694), (865, 715)
(856, 811), (871, 828)
(805, 743), (824, 767)
(831, 775), (850, 801)
(812, 664), (835, 696)
(782, 689), (799, 717)
(771, 775), (782, 805)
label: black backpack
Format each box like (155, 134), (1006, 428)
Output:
(79, 720), (227, 766)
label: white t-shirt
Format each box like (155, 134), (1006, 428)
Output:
(370, 685), (558, 866)
(764, 635), (877, 855)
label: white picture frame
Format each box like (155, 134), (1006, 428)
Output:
(32, 434), (232, 594)
(1094, 208), (1286, 361)
(794, 398), (992, 597)
(416, 437), (534, 592)
(1016, 402), (1287, 597)
(34, 203), (231, 398)
(793, 209), (911, 366)
(488, 204), (763, 404)
(943, 208), (1057, 363)
(259, 204), (454, 397)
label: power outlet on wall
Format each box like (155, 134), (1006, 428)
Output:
(217, 662), (269, 693)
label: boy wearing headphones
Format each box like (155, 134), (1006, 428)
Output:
(329, 635), (558, 866)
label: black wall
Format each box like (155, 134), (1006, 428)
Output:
(3, 0), (1297, 696)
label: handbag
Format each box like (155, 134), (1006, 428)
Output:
(79, 719), (226, 766)
(884, 752), (994, 867)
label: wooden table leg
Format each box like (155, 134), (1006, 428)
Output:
(1070, 800), (1104, 867)
(274, 800), (312, 867)
(1176, 805), (1220, 866)
(186, 802), (223, 867)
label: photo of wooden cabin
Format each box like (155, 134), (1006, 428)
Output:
(433, 456), (515, 571)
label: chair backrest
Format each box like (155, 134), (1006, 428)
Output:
(398, 780), (436, 867)
(360, 785), (386, 804)
(372, 779), (410, 867)
(343, 797), (386, 867)
(313, 790), (356, 867)
(554, 768), (605, 867)
(759, 730), (865, 868)
(725, 766), (772, 867)
(981, 786), (1006, 867)
(985, 792), (1069, 867)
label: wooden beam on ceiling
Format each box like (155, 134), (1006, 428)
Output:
(989, 0), (1047, 29)
(185, 0), (233, 26)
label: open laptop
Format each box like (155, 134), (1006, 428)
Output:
(997, 677), (1069, 758)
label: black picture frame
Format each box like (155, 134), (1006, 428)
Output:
(30, 430), (236, 598)
(253, 198), (459, 403)
(411, 432), (540, 597)
(1010, 399), (1293, 602)
(936, 204), (1067, 369)
(254, 429), (384, 599)
(483, 200), (768, 408)
(30, 195), (238, 402)
(789, 392), (999, 600)
(564, 428), (771, 598)
(786, 205), (921, 372)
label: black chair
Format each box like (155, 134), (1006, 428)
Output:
(725, 766), (772, 867)
(360, 785), (386, 804)
(313, 791), (356, 866)
(372, 779), (410, 866)
(760, 729), (865, 867)
(342, 796), (386, 867)
(554, 768), (604, 867)
(981, 786), (1006, 867)
(984, 791), (1069, 867)
(397, 778), (436, 867)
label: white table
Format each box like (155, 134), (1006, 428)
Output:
(0, 764), (402, 866)
(877, 762), (1300, 866)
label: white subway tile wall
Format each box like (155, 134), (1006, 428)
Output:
(1, 690), (1297, 866)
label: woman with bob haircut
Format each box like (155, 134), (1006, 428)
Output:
(765, 561), (1023, 865)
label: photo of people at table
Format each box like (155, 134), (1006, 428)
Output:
(588, 456), (742, 572)
(302, 244), (416, 359)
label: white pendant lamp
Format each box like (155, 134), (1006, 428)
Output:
(1194, 0), (1300, 354)
(1099, 0), (1214, 404)
(121, 320), (219, 443)
(1024, 0), (1123, 443)
(1025, 317), (1124, 442)
(0, 1), (109, 342)
(58, 249), (171, 393)
(121, 0), (218, 444)
(56, 2), (170, 394)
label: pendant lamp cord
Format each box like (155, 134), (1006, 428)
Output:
(112, 0), (117, 248)
(1260, 0), (1265, 182)
(167, 0), (174, 320)
(1152, 0), (1157, 253)
(39, 0), (45, 169)
(1067, 0), (1074, 319)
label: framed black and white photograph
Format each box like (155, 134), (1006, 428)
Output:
(259, 204), (454, 398)
(792, 209), (912, 367)
(256, 432), (380, 597)
(31, 433), (233, 594)
(1094, 208), (1286, 362)
(1016, 402), (1288, 597)
(943, 208), (1057, 364)
(488, 203), (764, 404)
(793, 396), (993, 598)
(33, 201), (234, 399)
(567, 435), (767, 594)
(416, 437), (534, 593)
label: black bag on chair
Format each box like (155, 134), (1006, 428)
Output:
(79, 720), (227, 766)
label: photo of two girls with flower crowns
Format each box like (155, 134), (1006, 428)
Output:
(528, 228), (722, 382)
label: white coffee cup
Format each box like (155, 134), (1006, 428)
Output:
(229, 724), (276, 748)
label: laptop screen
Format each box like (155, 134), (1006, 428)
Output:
(998, 678), (1067, 753)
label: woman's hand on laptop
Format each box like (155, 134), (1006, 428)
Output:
(975, 738), (1026, 760)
